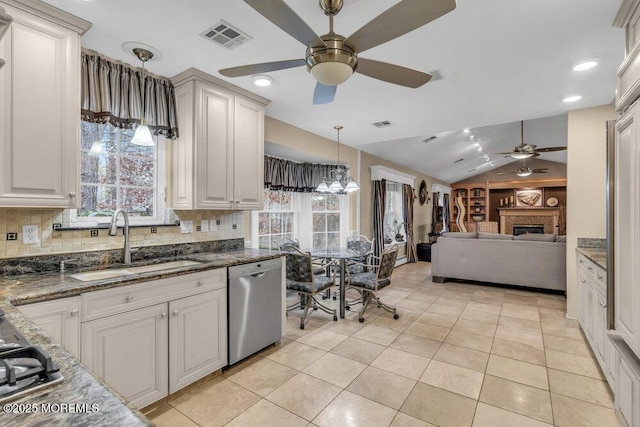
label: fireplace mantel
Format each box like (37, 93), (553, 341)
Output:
(498, 208), (560, 234)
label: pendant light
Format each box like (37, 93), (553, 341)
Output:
(89, 123), (104, 156)
(316, 125), (359, 193)
(130, 47), (155, 146)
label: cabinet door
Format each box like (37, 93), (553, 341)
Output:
(81, 303), (168, 409)
(18, 297), (80, 359)
(171, 81), (195, 210)
(0, 5), (79, 207)
(233, 96), (264, 210)
(169, 289), (227, 393)
(585, 281), (595, 342)
(594, 289), (607, 366)
(195, 83), (234, 209)
(615, 105), (640, 356)
(578, 267), (589, 327)
(617, 356), (637, 427)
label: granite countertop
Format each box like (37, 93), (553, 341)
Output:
(577, 247), (607, 270)
(0, 248), (283, 427)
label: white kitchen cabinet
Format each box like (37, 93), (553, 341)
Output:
(18, 296), (80, 359)
(171, 68), (268, 210)
(169, 289), (227, 393)
(0, 1), (89, 207)
(80, 268), (227, 408)
(614, 104), (640, 358)
(81, 303), (169, 409)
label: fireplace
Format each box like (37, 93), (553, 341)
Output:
(498, 208), (559, 234)
(513, 225), (545, 235)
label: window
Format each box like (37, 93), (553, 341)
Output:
(384, 181), (404, 243)
(256, 189), (295, 249)
(252, 189), (349, 250)
(311, 194), (341, 250)
(77, 121), (165, 225)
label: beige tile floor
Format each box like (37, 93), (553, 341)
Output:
(149, 262), (623, 427)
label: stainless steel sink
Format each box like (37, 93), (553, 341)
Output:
(70, 260), (202, 282)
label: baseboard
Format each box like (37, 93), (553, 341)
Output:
(432, 276), (445, 283)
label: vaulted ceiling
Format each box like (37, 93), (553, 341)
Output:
(44, 0), (624, 182)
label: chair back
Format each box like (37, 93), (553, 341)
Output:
(377, 246), (398, 281)
(285, 250), (314, 283)
(347, 234), (374, 255)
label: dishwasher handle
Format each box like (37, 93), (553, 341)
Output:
(251, 272), (266, 278)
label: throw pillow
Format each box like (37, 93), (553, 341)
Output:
(478, 232), (513, 240)
(441, 232), (477, 239)
(513, 233), (557, 242)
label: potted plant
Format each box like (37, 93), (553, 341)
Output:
(392, 220), (405, 242)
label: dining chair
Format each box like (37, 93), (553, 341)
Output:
(285, 246), (338, 329)
(346, 245), (399, 323)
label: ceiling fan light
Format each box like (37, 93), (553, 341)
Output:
(511, 152), (534, 159)
(131, 120), (155, 146)
(517, 169), (533, 177)
(251, 74), (273, 87)
(310, 62), (353, 86)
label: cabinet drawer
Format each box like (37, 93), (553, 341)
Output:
(81, 268), (226, 321)
(578, 254), (597, 280)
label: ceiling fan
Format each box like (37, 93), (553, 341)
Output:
(491, 120), (567, 159)
(219, 0), (456, 104)
(497, 164), (549, 177)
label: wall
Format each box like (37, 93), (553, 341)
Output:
(0, 208), (243, 259)
(566, 105), (616, 318)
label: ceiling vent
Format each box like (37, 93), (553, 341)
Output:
(422, 135), (438, 143)
(454, 158), (464, 164)
(372, 120), (394, 128)
(467, 168), (477, 173)
(200, 20), (252, 50)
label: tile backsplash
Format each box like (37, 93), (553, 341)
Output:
(0, 208), (244, 259)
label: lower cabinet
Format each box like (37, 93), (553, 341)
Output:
(80, 268), (228, 409)
(18, 296), (81, 359)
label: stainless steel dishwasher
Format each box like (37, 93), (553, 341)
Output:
(228, 258), (282, 365)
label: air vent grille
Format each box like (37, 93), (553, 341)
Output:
(200, 20), (252, 50)
(372, 120), (394, 128)
(423, 135), (438, 143)
(454, 158), (464, 164)
(467, 168), (477, 173)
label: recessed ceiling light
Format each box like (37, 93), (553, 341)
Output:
(463, 128), (470, 133)
(572, 60), (598, 71)
(251, 75), (273, 87)
(563, 94), (582, 103)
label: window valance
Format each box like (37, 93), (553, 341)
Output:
(81, 50), (178, 139)
(264, 156), (350, 192)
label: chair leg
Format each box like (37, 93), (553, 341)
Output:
(310, 296), (338, 322)
(299, 295), (312, 330)
(358, 292), (372, 323)
(371, 295), (399, 319)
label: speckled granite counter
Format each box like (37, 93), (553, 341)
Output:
(576, 237), (607, 270)
(0, 248), (283, 426)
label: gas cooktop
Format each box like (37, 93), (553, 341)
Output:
(0, 308), (63, 402)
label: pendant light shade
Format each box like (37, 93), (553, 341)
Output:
(89, 140), (104, 156)
(316, 180), (330, 193)
(131, 119), (154, 146)
(344, 178), (359, 192)
(131, 47), (155, 147)
(329, 179), (343, 193)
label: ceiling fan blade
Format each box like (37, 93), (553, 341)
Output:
(496, 171), (518, 175)
(356, 58), (431, 88)
(219, 59), (305, 77)
(243, 0), (326, 47)
(532, 169), (549, 173)
(313, 83), (337, 105)
(344, 0), (456, 53)
(489, 152), (516, 155)
(535, 146), (567, 153)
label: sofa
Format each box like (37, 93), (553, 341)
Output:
(431, 232), (566, 292)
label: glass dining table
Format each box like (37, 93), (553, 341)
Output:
(305, 248), (364, 319)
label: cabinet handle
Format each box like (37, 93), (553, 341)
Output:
(160, 313), (167, 319)
(172, 310), (179, 317)
(197, 280), (204, 286)
(68, 192), (76, 198)
(126, 295), (134, 302)
(587, 266), (593, 271)
(69, 309), (78, 316)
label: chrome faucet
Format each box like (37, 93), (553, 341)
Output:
(108, 209), (137, 264)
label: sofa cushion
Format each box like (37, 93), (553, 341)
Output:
(478, 232), (513, 240)
(513, 233), (557, 242)
(441, 232), (477, 239)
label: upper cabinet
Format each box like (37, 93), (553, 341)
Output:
(615, 0), (640, 111)
(171, 68), (269, 210)
(0, 0), (90, 207)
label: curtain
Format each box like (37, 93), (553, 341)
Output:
(264, 156), (348, 192)
(372, 179), (386, 259)
(442, 194), (450, 232)
(403, 184), (417, 263)
(81, 50), (178, 139)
